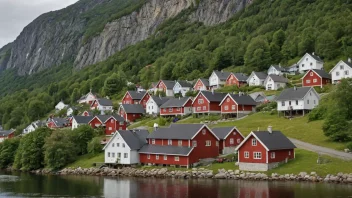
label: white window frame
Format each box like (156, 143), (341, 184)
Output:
(336, 71), (340, 76)
(152, 139), (155, 144)
(313, 79), (317, 83)
(124, 153), (128, 158)
(281, 101), (285, 106)
(224, 105), (229, 110)
(192, 140), (197, 147)
(310, 72), (313, 76)
(168, 139), (172, 145)
(174, 156), (179, 161)
(205, 140), (211, 146)
(178, 140), (182, 146)
(197, 107), (201, 111)
(345, 70), (349, 75)
(232, 105), (236, 110)
(253, 152), (262, 159)
(230, 138), (234, 144)
(244, 151), (249, 158)
(156, 155), (159, 160)
(271, 152), (275, 159)
(122, 143), (125, 148)
(203, 106), (206, 110)
(169, 108), (173, 112)
(198, 99), (204, 104)
(306, 80), (311, 83)
(252, 139), (257, 146)
(147, 154), (150, 159)
(164, 155), (167, 160)
(237, 139), (241, 143)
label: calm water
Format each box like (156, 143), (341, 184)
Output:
(0, 171), (351, 198)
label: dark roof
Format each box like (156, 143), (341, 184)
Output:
(138, 144), (193, 156)
(312, 69), (331, 79)
(150, 96), (170, 107)
(95, 115), (111, 123)
(229, 94), (257, 106)
(120, 104), (145, 114)
(275, 87), (312, 101)
(271, 65), (288, 72)
(148, 124), (204, 140)
(253, 72), (268, 80)
(177, 80), (193, 87)
(50, 118), (68, 127)
(211, 127), (233, 140)
(233, 73), (248, 81)
(160, 97), (191, 108)
(199, 78), (209, 87)
(127, 91), (146, 100)
(267, 74), (289, 83)
(342, 60), (352, 68)
(0, 129), (15, 137)
(253, 131), (296, 150)
(118, 130), (149, 150)
(73, 116), (94, 124)
(308, 53), (323, 62)
(110, 115), (125, 122)
(161, 80), (176, 89)
(214, 70), (231, 80)
(200, 91), (227, 102)
(95, 98), (113, 106)
(78, 91), (98, 101)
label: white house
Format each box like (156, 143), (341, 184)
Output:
(267, 65), (288, 76)
(209, 70), (231, 89)
(23, 120), (46, 134)
(263, 75), (288, 90)
(55, 101), (68, 111)
(146, 96), (170, 115)
(329, 59), (352, 84)
(173, 81), (193, 97)
(66, 107), (78, 116)
(103, 130), (149, 165)
(247, 72), (268, 86)
(77, 90), (98, 104)
(297, 53), (324, 73)
(71, 116), (94, 130)
(275, 87), (320, 115)
(91, 98), (113, 114)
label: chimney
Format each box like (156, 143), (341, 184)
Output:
(179, 96), (181, 100)
(221, 70), (223, 73)
(348, 58), (351, 63)
(294, 86), (297, 91)
(239, 92), (242, 96)
(212, 89), (214, 95)
(312, 52), (315, 55)
(268, 126), (272, 134)
(153, 123), (159, 131)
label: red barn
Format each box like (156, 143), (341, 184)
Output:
(118, 104), (145, 122)
(160, 97), (193, 116)
(139, 124), (220, 168)
(236, 127), (296, 171)
(193, 78), (210, 91)
(121, 91), (148, 105)
(212, 127), (245, 154)
(192, 91), (227, 114)
(0, 129), (15, 142)
(302, 69), (331, 88)
(88, 115), (127, 135)
(47, 118), (68, 129)
(219, 93), (257, 117)
(225, 73), (248, 87)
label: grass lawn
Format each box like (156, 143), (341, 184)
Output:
(66, 153), (104, 168)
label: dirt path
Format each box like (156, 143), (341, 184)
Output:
(289, 138), (352, 161)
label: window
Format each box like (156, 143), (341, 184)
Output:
(203, 106), (206, 110)
(168, 139), (172, 145)
(288, 151), (291, 156)
(202, 129), (206, 135)
(178, 140), (182, 146)
(226, 98), (230, 102)
(244, 151), (249, 158)
(112, 153), (115, 157)
(232, 105), (236, 110)
(122, 143), (125, 148)
(111, 119), (114, 123)
(205, 140), (211, 146)
(336, 72), (340, 76)
(117, 143), (120, 147)
(174, 156), (179, 161)
(164, 155), (167, 160)
(192, 140), (197, 147)
(198, 99), (204, 104)
(216, 141), (219, 147)
(197, 107), (201, 111)
(252, 139), (257, 146)
(108, 127), (112, 130)
(118, 153), (121, 158)
(289, 101), (291, 106)
(313, 79), (317, 83)
(147, 154), (150, 159)
(224, 105), (229, 110)
(296, 100), (299, 105)
(230, 138), (234, 144)
(310, 72), (313, 76)
(108, 152), (110, 157)
(271, 152), (275, 159)
(314, 100), (316, 104)
(133, 114), (136, 117)
(307, 100), (310, 104)
(340, 65), (344, 70)
(253, 152), (262, 159)
(177, 108), (181, 111)
(233, 132), (237, 135)
(237, 139), (241, 144)
(169, 108), (173, 112)
(112, 143), (115, 147)
(306, 58), (308, 61)
(281, 101), (285, 106)
(156, 155), (159, 160)
(302, 64), (305, 67)
(345, 70), (349, 75)
(152, 139), (155, 144)
(163, 108), (166, 112)
(310, 62), (313, 66)
(306, 80), (311, 83)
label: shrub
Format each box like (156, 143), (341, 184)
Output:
(347, 142), (352, 151)
(88, 137), (103, 155)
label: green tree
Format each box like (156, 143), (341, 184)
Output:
(0, 138), (20, 168)
(88, 137), (103, 154)
(244, 37), (271, 70)
(103, 73), (125, 96)
(71, 88), (80, 104)
(71, 125), (96, 155)
(28, 100), (46, 120)
(298, 27), (317, 55)
(316, 31), (338, 60)
(272, 29), (286, 48)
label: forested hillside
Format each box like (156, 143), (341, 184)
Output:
(0, 0), (351, 131)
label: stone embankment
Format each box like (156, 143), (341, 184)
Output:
(31, 167), (352, 184)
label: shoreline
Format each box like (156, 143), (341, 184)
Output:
(10, 167), (351, 185)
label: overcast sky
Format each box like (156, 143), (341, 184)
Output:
(0, 0), (79, 48)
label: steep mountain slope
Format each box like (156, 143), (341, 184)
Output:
(3, 0), (251, 74)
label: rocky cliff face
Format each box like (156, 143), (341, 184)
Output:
(4, 0), (252, 75)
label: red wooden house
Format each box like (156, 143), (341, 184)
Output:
(225, 73), (248, 87)
(236, 126), (296, 171)
(193, 78), (210, 91)
(81, 111), (92, 116)
(88, 115), (127, 135)
(0, 129), (15, 142)
(47, 118), (68, 129)
(212, 126), (244, 154)
(219, 93), (257, 117)
(160, 97), (193, 116)
(192, 91), (227, 114)
(121, 91), (148, 105)
(118, 104), (145, 122)
(139, 124), (220, 168)
(155, 80), (176, 97)
(302, 69), (331, 88)
(139, 92), (151, 109)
